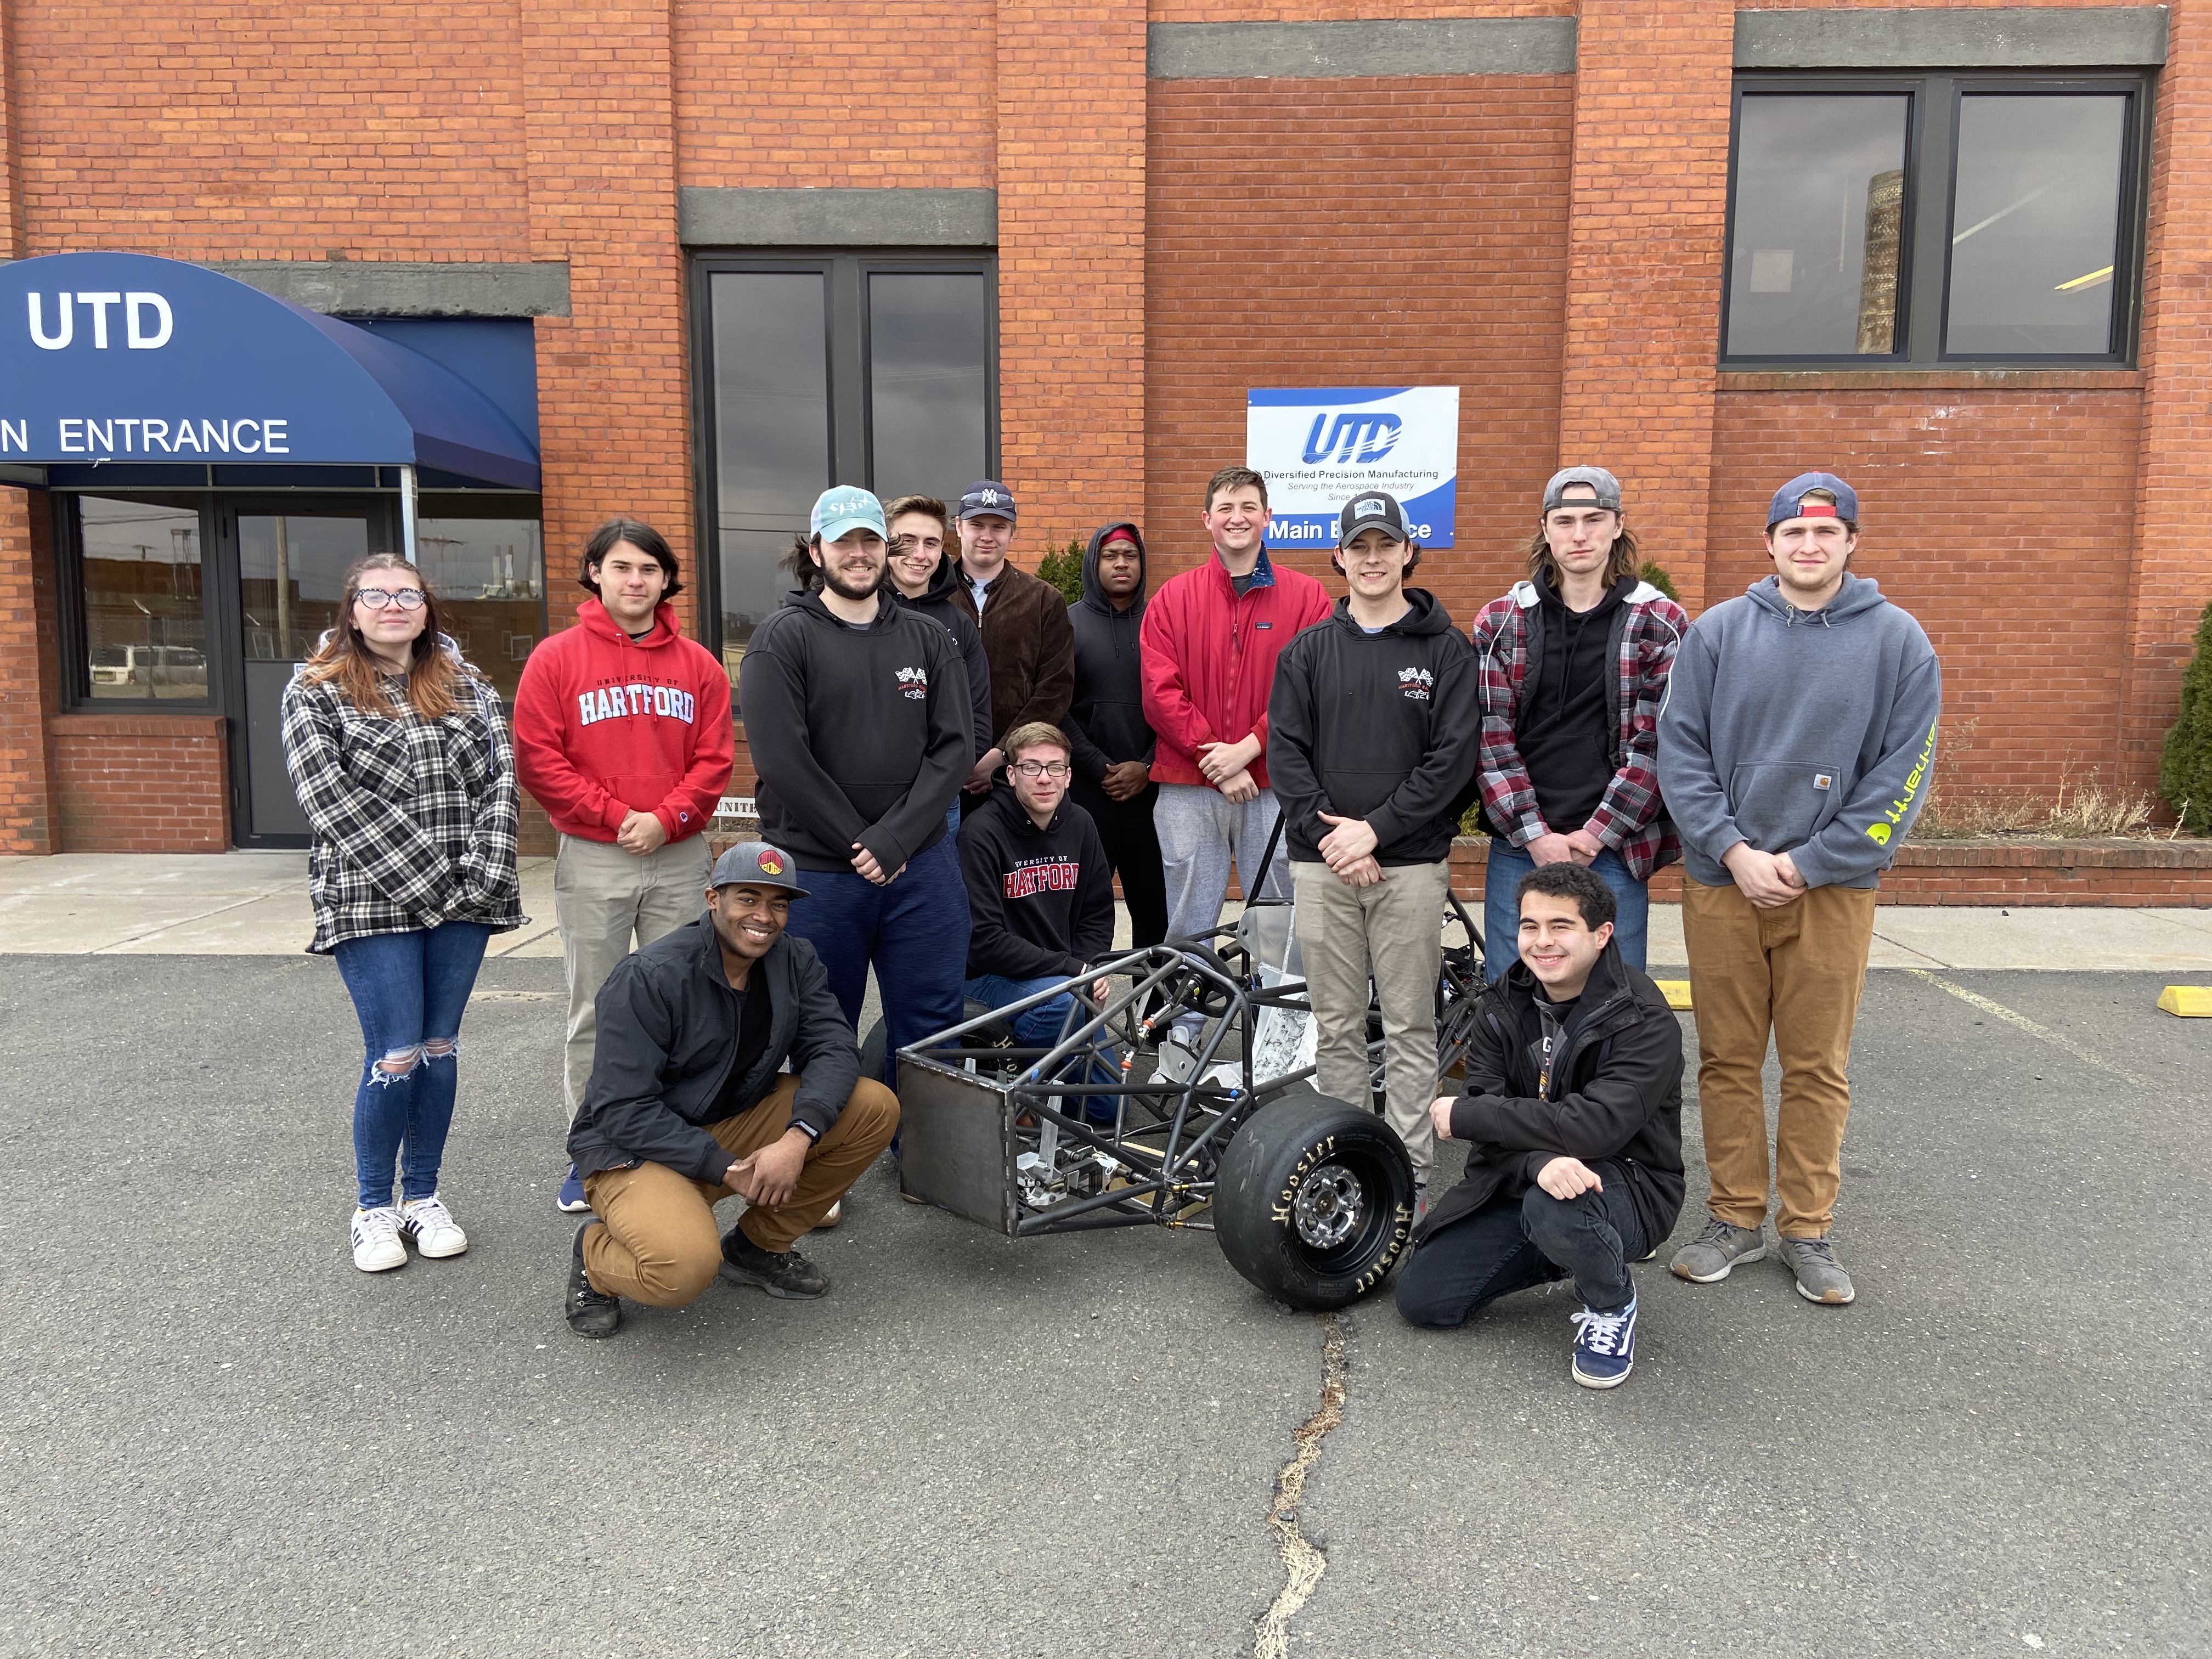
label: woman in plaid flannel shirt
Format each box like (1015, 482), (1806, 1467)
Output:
(281, 554), (526, 1273)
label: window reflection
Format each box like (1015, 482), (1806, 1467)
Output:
(1727, 94), (1911, 357)
(868, 272), (989, 505)
(78, 496), (207, 700)
(239, 515), (370, 663)
(1946, 94), (2127, 357)
(415, 515), (545, 699)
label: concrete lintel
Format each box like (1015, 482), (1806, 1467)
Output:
(678, 187), (999, 248)
(208, 260), (572, 318)
(1147, 17), (1577, 80)
(1734, 7), (2168, 69)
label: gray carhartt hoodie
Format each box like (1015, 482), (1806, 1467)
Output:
(1657, 573), (1941, 889)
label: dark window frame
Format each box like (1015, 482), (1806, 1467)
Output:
(1721, 71), (2153, 370)
(55, 490), (220, 714)
(689, 249), (999, 667)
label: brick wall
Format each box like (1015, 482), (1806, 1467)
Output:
(50, 714), (229, 853)
(0, 490), (58, 854)
(1708, 382), (2145, 801)
(1146, 75), (1576, 617)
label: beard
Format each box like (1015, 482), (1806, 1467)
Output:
(820, 558), (884, 602)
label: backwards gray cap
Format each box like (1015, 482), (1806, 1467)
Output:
(1542, 466), (1622, 514)
(709, 840), (810, 898)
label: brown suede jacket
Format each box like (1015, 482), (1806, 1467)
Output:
(949, 559), (1076, 750)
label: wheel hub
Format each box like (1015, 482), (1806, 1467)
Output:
(1291, 1162), (1366, 1249)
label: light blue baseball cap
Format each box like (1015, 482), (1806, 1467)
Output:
(811, 486), (888, 544)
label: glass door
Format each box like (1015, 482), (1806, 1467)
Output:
(218, 500), (394, 845)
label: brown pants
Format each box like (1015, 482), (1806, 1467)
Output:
(1680, 877), (1878, 1239)
(580, 1074), (900, 1307)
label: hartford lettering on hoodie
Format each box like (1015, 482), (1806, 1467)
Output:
(575, 683), (699, 726)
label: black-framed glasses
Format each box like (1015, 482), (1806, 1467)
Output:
(1012, 760), (1071, 779)
(357, 588), (427, 611)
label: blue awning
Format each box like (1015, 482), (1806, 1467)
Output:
(0, 252), (540, 488)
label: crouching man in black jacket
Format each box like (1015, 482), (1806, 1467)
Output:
(562, 841), (899, 1339)
(1396, 863), (1684, 1389)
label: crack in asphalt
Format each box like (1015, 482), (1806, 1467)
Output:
(1254, 1310), (1348, 1659)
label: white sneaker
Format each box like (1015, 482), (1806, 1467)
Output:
(399, 1194), (469, 1259)
(351, 1206), (408, 1272)
(818, 1199), (843, 1229)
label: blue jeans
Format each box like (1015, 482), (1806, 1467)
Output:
(785, 831), (972, 1090)
(965, 972), (1121, 1126)
(1396, 1173), (1649, 1324)
(1482, 840), (1649, 980)
(331, 921), (493, 1211)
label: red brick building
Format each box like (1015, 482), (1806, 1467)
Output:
(0, 1), (2200, 860)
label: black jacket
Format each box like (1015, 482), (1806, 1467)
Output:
(1265, 589), (1481, 866)
(739, 589), (973, 873)
(567, 917), (862, 1182)
(1419, 941), (1686, 1252)
(1062, 522), (1155, 781)
(957, 785), (1116, 980)
(891, 555), (995, 767)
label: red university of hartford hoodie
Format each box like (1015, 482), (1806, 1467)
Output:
(512, 599), (735, 843)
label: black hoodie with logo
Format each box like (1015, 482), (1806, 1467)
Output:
(890, 554), (995, 768)
(1061, 521), (1155, 782)
(957, 784), (1117, 981)
(1266, 588), (1481, 867)
(739, 589), (973, 873)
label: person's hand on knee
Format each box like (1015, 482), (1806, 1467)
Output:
(1536, 1155), (1604, 1200)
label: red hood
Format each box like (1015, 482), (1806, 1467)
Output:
(574, 596), (684, 645)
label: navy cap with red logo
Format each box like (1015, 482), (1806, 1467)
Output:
(1767, 471), (1860, 528)
(710, 840), (810, 898)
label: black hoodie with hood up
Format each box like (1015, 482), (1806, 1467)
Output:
(890, 554), (995, 768)
(1266, 588), (1481, 866)
(739, 588), (973, 873)
(1060, 522), (1155, 782)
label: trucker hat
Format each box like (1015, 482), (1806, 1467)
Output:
(958, 481), (1018, 523)
(1767, 471), (1860, 527)
(710, 841), (810, 898)
(1542, 466), (1622, 514)
(1336, 490), (1410, 548)
(811, 486), (887, 545)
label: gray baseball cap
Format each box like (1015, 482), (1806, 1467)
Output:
(1542, 466), (1622, 514)
(709, 841), (810, 898)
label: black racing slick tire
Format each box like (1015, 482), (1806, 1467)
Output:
(1214, 1091), (1416, 1310)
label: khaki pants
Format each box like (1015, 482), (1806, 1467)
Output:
(1680, 876), (1878, 1238)
(580, 1074), (900, 1307)
(1292, 856), (1451, 1178)
(555, 832), (714, 1119)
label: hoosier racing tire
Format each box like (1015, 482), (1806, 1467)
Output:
(1214, 1091), (1415, 1310)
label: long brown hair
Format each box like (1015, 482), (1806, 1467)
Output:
(1523, 516), (1641, 590)
(298, 553), (477, 719)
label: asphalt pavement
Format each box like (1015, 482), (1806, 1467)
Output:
(1, 954), (2206, 1657)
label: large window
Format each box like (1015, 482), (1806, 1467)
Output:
(76, 496), (210, 702)
(1723, 78), (2146, 366)
(697, 256), (996, 674)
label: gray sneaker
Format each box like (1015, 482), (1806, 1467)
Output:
(1778, 1235), (1857, 1305)
(1670, 1215), (1768, 1283)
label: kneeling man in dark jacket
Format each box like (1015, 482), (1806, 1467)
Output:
(563, 842), (899, 1339)
(1396, 863), (1684, 1389)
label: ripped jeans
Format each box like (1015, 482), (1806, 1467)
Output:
(332, 922), (493, 1211)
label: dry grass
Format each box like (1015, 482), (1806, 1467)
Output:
(1914, 719), (2170, 840)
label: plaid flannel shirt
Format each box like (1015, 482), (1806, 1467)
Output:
(1469, 579), (1688, 883)
(281, 658), (527, 955)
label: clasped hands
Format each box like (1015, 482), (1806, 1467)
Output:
(721, 1126), (811, 1207)
(1195, 736), (1263, 805)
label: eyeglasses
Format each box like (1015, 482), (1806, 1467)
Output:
(1011, 760), (1071, 779)
(357, 588), (427, 611)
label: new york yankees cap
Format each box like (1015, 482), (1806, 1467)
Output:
(1542, 466), (1622, 514)
(811, 486), (887, 544)
(710, 840), (810, 898)
(958, 481), (1018, 523)
(1767, 471), (1860, 528)
(1336, 490), (1410, 548)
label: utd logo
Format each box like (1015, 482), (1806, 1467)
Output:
(895, 665), (928, 701)
(1397, 665), (1434, 702)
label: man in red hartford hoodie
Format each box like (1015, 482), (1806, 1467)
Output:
(513, 519), (734, 1211)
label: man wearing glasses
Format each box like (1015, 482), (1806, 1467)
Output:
(956, 721), (1117, 1108)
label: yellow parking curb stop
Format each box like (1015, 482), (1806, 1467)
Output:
(2157, 986), (2212, 1017)
(1655, 980), (1694, 1011)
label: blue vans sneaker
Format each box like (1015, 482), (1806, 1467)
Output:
(1570, 1296), (1638, 1390)
(556, 1164), (592, 1214)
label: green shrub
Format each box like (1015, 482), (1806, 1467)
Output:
(1035, 536), (1086, 604)
(1638, 561), (1680, 603)
(2160, 596), (2212, 831)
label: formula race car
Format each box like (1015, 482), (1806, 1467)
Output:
(879, 844), (1485, 1310)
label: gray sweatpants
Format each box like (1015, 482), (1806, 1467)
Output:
(1153, 782), (1290, 945)
(554, 832), (714, 1119)
(1291, 856), (1451, 1178)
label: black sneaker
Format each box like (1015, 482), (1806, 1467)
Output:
(718, 1229), (829, 1299)
(566, 1221), (622, 1338)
